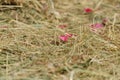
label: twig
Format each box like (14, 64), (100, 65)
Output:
(0, 5), (23, 8)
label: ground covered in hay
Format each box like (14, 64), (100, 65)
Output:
(0, 0), (120, 80)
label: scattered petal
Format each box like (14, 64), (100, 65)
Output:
(58, 24), (67, 29)
(90, 23), (104, 33)
(65, 33), (73, 37)
(91, 23), (103, 29)
(59, 35), (69, 42)
(84, 8), (93, 13)
(59, 33), (74, 42)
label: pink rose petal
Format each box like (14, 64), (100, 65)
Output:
(84, 8), (93, 13)
(91, 23), (103, 29)
(90, 23), (104, 33)
(59, 33), (74, 42)
(59, 35), (69, 42)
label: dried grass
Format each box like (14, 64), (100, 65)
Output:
(0, 0), (120, 80)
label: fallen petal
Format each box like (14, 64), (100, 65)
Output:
(59, 35), (69, 42)
(65, 33), (73, 37)
(91, 23), (103, 29)
(84, 8), (93, 13)
(58, 24), (67, 29)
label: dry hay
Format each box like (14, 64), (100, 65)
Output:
(0, 0), (120, 80)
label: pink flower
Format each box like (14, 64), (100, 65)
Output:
(84, 8), (93, 13)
